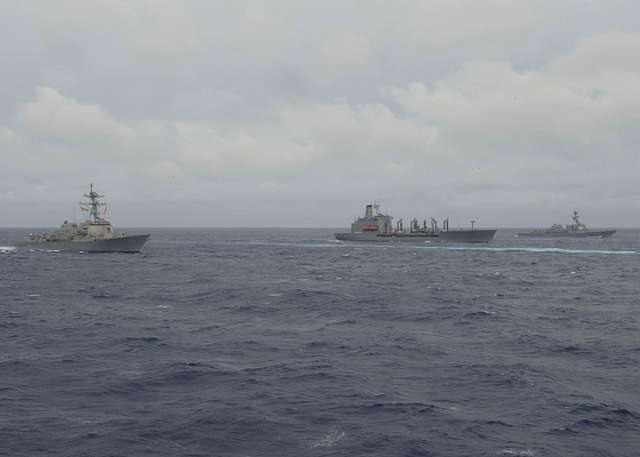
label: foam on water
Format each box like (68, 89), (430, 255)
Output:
(309, 430), (345, 449)
(236, 238), (638, 256)
(0, 246), (16, 253)
(498, 450), (535, 457)
(417, 245), (637, 255)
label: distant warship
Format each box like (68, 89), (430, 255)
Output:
(334, 204), (496, 243)
(17, 184), (150, 252)
(517, 211), (615, 238)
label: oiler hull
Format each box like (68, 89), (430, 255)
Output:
(516, 230), (616, 238)
(334, 232), (438, 242)
(335, 230), (496, 243)
(17, 234), (150, 253)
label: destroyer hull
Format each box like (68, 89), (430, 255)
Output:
(516, 230), (615, 239)
(439, 229), (497, 243)
(17, 234), (150, 252)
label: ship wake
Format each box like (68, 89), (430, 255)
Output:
(417, 246), (636, 255)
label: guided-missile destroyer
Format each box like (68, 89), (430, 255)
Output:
(334, 204), (496, 243)
(517, 211), (615, 238)
(17, 184), (150, 252)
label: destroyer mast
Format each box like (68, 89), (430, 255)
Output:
(81, 184), (108, 224)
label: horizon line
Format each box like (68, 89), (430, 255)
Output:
(0, 226), (636, 230)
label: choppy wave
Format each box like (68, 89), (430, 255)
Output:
(2, 227), (639, 457)
(0, 246), (16, 253)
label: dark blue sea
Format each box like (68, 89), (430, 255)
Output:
(1, 228), (639, 457)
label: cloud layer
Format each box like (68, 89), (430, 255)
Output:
(1, 1), (639, 226)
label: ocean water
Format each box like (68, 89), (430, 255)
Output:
(1, 228), (639, 457)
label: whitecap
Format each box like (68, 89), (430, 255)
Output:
(497, 449), (535, 457)
(309, 430), (345, 449)
(0, 246), (16, 253)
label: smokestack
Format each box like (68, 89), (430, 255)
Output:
(365, 204), (373, 218)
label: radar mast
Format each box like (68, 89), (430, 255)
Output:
(572, 210), (586, 230)
(80, 184), (108, 224)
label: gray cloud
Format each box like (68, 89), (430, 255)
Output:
(1, 1), (639, 227)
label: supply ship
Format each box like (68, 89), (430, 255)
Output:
(335, 204), (496, 243)
(517, 211), (615, 238)
(17, 185), (150, 252)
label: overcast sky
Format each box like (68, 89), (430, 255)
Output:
(1, 0), (638, 227)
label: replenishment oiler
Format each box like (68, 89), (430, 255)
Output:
(517, 211), (615, 238)
(17, 184), (150, 253)
(335, 204), (496, 243)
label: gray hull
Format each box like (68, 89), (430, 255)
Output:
(516, 230), (615, 239)
(438, 229), (497, 243)
(17, 234), (150, 252)
(334, 232), (438, 242)
(335, 230), (496, 243)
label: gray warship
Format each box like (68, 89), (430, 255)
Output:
(334, 204), (496, 243)
(517, 211), (615, 238)
(17, 184), (150, 252)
